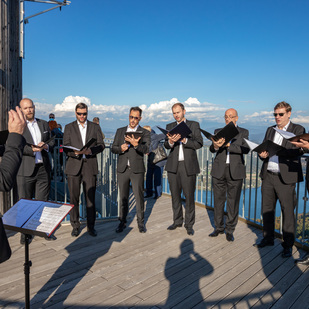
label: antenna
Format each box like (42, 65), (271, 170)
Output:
(19, 0), (70, 58)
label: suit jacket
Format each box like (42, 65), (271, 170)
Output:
(17, 119), (54, 177)
(63, 120), (105, 176)
(111, 125), (150, 173)
(210, 126), (249, 180)
(260, 122), (305, 184)
(164, 120), (203, 176)
(0, 133), (26, 263)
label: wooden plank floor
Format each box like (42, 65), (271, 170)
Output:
(1, 194), (309, 309)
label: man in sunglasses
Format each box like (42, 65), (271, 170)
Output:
(112, 107), (150, 233)
(63, 103), (105, 237)
(255, 101), (305, 258)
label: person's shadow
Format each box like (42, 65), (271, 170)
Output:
(164, 239), (214, 308)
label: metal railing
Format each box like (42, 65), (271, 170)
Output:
(49, 139), (309, 249)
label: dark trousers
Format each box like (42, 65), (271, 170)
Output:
(17, 164), (50, 201)
(146, 165), (164, 197)
(261, 171), (297, 248)
(168, 161), (196, 229)
(212, 164), (243, 233)
(118, 167), (145, 227)
(67, 160), (97, 229)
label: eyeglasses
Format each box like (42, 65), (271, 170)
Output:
(224, 115), (236, 119)
(129, 116), (140, 120)
(77, 112), (87, 116)
(273, 113), (285, 117)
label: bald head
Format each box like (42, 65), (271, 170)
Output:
(19, 98), (35, 122)
(224, 108), (238, 125)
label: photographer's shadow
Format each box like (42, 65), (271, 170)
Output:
(164, 239), (214, 308)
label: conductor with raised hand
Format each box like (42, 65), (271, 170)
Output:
(0, 106), (26, 263)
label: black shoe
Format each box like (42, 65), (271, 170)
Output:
(167, 223), (182, 230)
(88, 228), (97, 237)
(139, 225), (146, 233)
(20, 234), (33, 245)
(226, 233), (234, 242)
(209, 230), (224, 237)
(71, 227), (80, 237)
(116, 222), (126, 233)
(282, 247), (292, 258)
(254, 238), (274, 248)
(144, 194), (153, 198)
(45, 234), (57, 241)
(295, 254), (309, 265)
(186, 228), (194, 236)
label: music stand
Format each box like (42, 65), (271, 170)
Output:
(2, 199), (73, 309)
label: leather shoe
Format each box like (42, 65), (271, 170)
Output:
(71, 227), (80, 237)
(88, 228), (97, 237)
(254, 238), (274, 248)
(209, 230), (224, 237)
(116, 222), (126, 233)
(282, 247), (292, 258)
(138, 226), (146, 233)
(144, 194), (153, 198)
(186, 228), (194, 236)
(226, 233), (234, 242)
(295, 254), (309, 265)
(167, 223), (182, 230)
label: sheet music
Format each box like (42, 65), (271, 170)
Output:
(244, 138), (259, 151)
(273, 127), (295, 139)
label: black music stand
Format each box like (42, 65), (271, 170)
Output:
(3, 199), (73, 309)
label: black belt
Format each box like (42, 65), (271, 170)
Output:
(35, 163), (44, 167)
(267, 170), (280, 176)
(82, 159), (87, 162)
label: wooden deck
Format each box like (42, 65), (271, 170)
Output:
(1, 194), (309, 309)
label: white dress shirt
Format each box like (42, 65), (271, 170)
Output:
(27, 119), (43, 164)
(78, 120), (87, 159)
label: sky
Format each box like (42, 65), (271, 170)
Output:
(22, 0), (309, 140)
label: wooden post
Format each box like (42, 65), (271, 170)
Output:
(0, 0), (22, 214)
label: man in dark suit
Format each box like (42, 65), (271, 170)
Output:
(17, 98), (55, 201)
(112, 107), (150, 233)
(255, 101), (305, 258)
(209, 108), (249, 242)
(165, 103), (203, 236)
(63, 103), (105, 237)
(0, 107), (26, 263)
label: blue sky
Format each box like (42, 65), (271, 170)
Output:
(22, 0), (309, 139)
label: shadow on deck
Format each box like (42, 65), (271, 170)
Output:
(1, 194), (308, 309)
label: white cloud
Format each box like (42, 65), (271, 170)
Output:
(291, 115), (309, 124)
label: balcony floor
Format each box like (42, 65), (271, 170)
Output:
(1, 194), (309, 309)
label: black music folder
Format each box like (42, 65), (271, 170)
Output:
(273, 127), (309, 143)
(62, 138), (96, 152)
(201, 121), (239, 146)
(157, 121), (192, 139)
(125, 131), (144, 139)
(244, 138), (285, 157)
(26, 135), (56, 148)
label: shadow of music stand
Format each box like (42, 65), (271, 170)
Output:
(2, 199), (74, 309)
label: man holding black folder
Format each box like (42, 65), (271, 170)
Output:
(112, 107), (150, 233)
(255, 101), (305, 258)
(165, 103), (203, 235)
(63, 103), (105, 237)
(17, 98), (55, 203)
(209, 108), (249, 242)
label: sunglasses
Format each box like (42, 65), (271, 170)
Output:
(129, 116), (140, 120)
(77, 112), (87, 116)
(273, 113), (285, 117)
